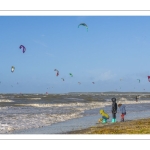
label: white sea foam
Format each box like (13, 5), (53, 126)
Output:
(0, 99), (14, 102)
(64, 98), (84, 100)
(27, 98), (41, 100)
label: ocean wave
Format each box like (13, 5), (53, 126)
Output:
(27, 98), (41, 100)
(0, 99), (14, 102)
(15, 101), (108, 108)
(64, 98), (84, 100)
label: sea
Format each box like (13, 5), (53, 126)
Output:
(1, 92), (150, 134)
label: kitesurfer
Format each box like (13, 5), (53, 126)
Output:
(135, 95), (139, 102)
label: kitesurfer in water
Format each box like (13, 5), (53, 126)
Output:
(135, 95), (139, 102)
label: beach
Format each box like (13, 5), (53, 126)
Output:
(0, 92), (150, 134)
(65, 118), (150, 134)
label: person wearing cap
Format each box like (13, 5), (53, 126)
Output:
(118, 103), (126, 122)
(99, 109), (109, 123)
(111, 97), (117, 123)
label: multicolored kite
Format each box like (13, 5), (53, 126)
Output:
(54, 69), (59, 76)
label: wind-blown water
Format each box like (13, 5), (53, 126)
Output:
(1, 92), (150, 134)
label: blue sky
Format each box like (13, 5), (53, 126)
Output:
(0, 16), (150, 93)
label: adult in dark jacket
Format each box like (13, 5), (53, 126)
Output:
(111, 97), (117, 123)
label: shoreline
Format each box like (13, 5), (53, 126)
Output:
(1, 97), (150, 134)
(12, 101), (150, 134)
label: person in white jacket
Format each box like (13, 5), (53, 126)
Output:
(118, 104), (126, 122)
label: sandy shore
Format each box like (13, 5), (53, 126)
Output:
(65, 118), (150, 134)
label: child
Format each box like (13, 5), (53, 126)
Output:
(99, 109), (109, 123)
(118, 103), (126, 122)
(111, 97), (117, 123)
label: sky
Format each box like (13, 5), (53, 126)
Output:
(1, 16), (150, 93)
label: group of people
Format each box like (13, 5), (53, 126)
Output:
(99, 97), (126, 123)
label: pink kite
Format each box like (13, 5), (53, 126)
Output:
(148, 76), (150, 82)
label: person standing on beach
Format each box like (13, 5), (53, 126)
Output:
(118, 104), (126, 122)
(111, 98), (117, 123)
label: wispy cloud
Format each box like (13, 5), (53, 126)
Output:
(32, 40), (54, 57)
(45, 52), (54, 57)
(127, 71), (150, 79)
(33, 40), (48, 48)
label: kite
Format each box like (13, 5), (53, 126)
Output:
(61, 78), (64, 81)
(137, 79), (140, 83)
(92, 82), (95, 84)
(78, 23), (88, 31)
(11, 66), (15, 73)
(54, 69), (59, 76)
(78, 82), (81, 84)
(19, 45), (26, 53)
(148, 76), (150, 82)
(69, 73), (73, 77)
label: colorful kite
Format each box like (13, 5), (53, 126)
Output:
(78, 23), (88, 31)
(11, 66), (15, 73)
(54, 69), (59, 76)
(19, 45), (26, 53)
(61, 78), (64, 81)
